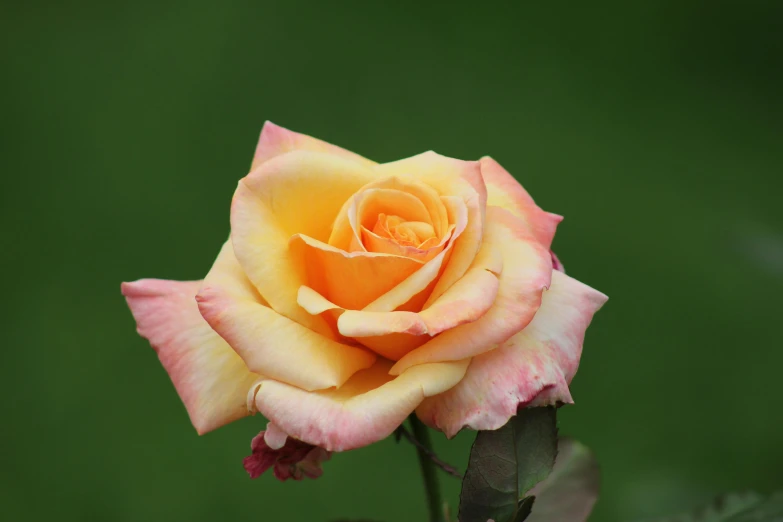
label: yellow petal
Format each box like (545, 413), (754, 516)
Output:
(362, 195), (466, 313)
(249, 358), (470, 451)
(196, 241), (376, 391)
(231, 150), (376, 333)
(374, 152), (487, 308)
(295, 223), (501, 361)
(329, 176), (448, 252)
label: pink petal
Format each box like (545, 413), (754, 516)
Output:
(416, 270), (607, 437)
(251, 121), (376, 171)
(249, 358), (469, 451)
(243, 429), (331, 481)
(480, 156), (562, 249)
(121, 279), (259, 434)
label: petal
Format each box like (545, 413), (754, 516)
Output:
(336, 230), (502, 339)
(357, 188), (432, 229)
(121, 279), (259, 435)
(289, 233), (424, 310)
(390, 206), (552, 375)
(361, 226), (444, 262)
(416, 270), (608, 437)
(231, 150), (377, 333)
(263, 422), (289, 450)
(329, 176), (449, 253)
(196, 241), (376, 391)
(375, 152), (488, 308)
(251, 121), (376, 171)
(480, 156), (562, 249)
(249, 358), (470, 451)
(362, 196), (466, 313)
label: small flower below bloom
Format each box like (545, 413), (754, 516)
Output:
(243, 429), (331, 481)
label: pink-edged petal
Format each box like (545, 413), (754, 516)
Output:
(251, 121), (375, 171)
(390, 206), (552, 375)
(248, 358), (470, 452)
(196, 241), (376, 391)
(231, 150), (377, 334)
(480, 156), (562, 249)
(416, 270), (608, 437)
(121, 279), (259, 435)
(375, 152), (487, 308)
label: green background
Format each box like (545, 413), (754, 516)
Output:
(3, 1), (781, 521)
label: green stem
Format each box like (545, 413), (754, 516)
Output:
(409, 414), (444, 522)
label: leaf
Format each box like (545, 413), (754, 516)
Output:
(643, 490), (783, 522)
(723, 491), (783, 522)
(458, 407), (558, 522)
(524, 438), (600, 522)
(513, 496), (536, 522)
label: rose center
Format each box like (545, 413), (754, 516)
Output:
(372, 213), (436, 249)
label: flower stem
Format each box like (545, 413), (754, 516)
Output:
(408, 414), (444, 522)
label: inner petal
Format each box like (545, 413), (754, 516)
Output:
(371, 214), (436, 248)
(329, 176), (449, 252)
(290, 233), (424, 310)
(357, 189), (432, 238)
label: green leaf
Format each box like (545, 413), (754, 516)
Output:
(457, 407), (558, 522)
(723, 491), (783, 522)
(524, 439), (600, 522)
(643, 491), (783, 522)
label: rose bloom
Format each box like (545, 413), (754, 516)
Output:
(122, 123), (606, 467)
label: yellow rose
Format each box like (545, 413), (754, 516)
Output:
(122, 122), (606, 453)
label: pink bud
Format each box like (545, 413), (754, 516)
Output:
(243, 429), (331, 481)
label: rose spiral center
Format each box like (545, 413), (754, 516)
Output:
(372, 213), (436, 249)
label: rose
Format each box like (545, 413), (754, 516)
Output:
(122, 122), (606, 459)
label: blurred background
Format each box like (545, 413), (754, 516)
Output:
(2, 1), (782, 521)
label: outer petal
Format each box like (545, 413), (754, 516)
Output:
(249, 358), (470, 452)
(251, 121), (376, 171)
(480, 156), (562, 249)
(390, 206), (552, 375)
(231, 151), (377, 334)
(416, 270), (608, 437)
(196, 241), (376, 391)
(121, 279), (259, 435)
(375, 152), (488, 308)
